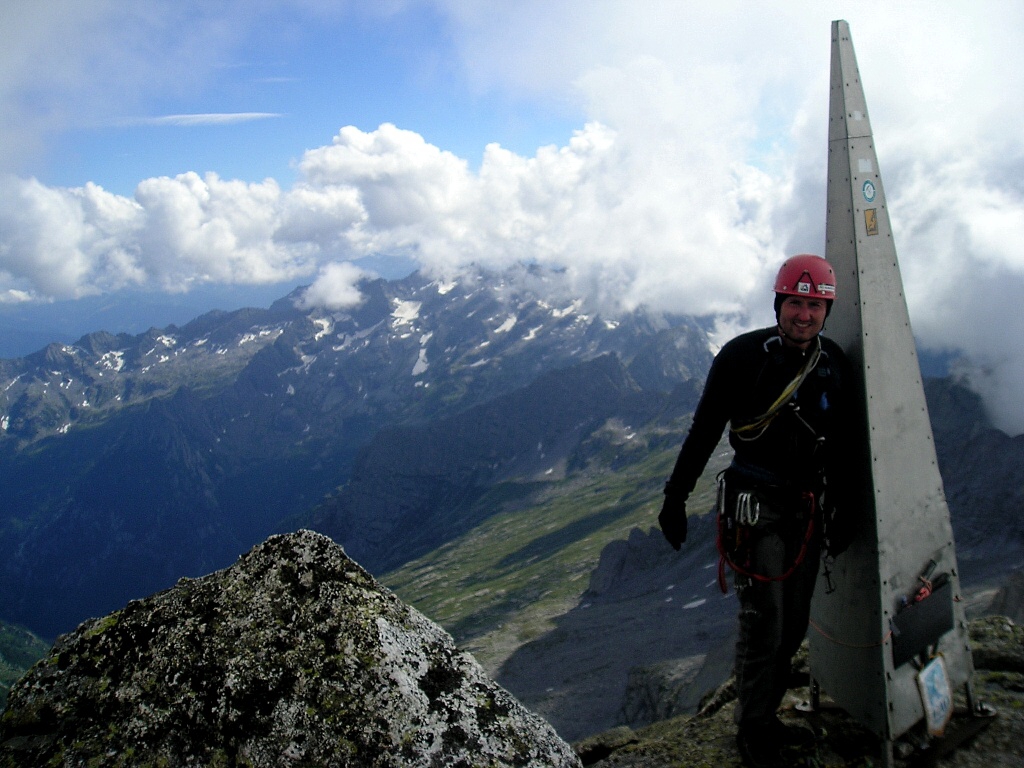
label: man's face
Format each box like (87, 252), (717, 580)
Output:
(778, 295), (827, 348)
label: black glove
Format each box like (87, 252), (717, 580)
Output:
(658, 484), (687, 550)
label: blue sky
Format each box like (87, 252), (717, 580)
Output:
(2, 1), (1024, 433)
(10, 2), (580, 194)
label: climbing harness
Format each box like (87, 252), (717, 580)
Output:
(715, 470), (818, 594)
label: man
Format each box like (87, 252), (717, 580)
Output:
(658, 254), (854, 768)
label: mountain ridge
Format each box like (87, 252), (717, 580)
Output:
(2, 269), (1023, 750)
(0, 268), (713, 638)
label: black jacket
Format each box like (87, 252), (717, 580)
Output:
(667, 327), (855, 500)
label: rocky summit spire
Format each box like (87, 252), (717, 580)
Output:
(0, 530), (581, 768)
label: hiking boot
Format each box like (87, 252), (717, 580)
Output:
(765, 715), (815, 748)
(735, 727), (784, 768)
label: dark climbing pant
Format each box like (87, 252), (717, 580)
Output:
(733, 526), (821, 729)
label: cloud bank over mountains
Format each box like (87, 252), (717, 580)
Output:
(1, 1), (1023, 434)
(0, 118), (778, 317)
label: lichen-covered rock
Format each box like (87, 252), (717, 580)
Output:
(969, 614), (1024, 673)
(987, 572), (1024, 625)
(577, 618), (1024, 768)
(0, 530), (581, 768)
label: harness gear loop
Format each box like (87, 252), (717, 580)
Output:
(731, 336), (822, 442)
(736, 492), (760, 525)
(715, 478), (818, 594)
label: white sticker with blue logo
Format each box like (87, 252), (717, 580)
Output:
(917, 655), (953, 736)
(862, 180), (876, 203)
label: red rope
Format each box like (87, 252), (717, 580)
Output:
(808, 617), (892, 649)
(716, 491), (817, 594)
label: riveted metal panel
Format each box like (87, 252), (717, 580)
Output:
(809, 19), (974, 748)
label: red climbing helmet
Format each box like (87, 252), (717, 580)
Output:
(773, 254), (836, 299)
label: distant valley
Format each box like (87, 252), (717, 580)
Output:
(1, 269), (1022, 741)
(0, 267), (712, 639)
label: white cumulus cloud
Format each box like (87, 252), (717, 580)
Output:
(297, 262), (369, 311)
(0, 176), (144, 299)
(1, 1), (1023, 433)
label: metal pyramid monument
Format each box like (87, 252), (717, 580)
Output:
(808, 19), (976, 760)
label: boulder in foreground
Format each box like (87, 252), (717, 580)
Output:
(0, 530), (580, 768)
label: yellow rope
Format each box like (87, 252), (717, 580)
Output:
(730, 336), (821, 441)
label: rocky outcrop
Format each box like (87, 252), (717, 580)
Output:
(497, 515), (737, 742)
(575, 616), (1024, 767)
(925, 379), (1024, 584)
(988, 571), (1024, 625)
(0, 621), (49, 712)
(0, 530), (580, 768)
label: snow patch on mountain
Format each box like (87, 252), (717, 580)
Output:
(391, 299), (421, 327)
(239, 329), (280, 346)
(552, 300), (582, 319)
(523, 325), (544, 341)
(412, 349), (429, 376)
(99, 351), (125, 372)
(312, 317), (332, 341)
(494, 315), (517, 334)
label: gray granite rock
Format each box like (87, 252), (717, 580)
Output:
(0, 530), (580, 768)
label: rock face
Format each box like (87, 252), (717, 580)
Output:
(576, 616), (1024, 768)
(0, 530), (581, 768)
(497, 505), (737, 742)
(988, 571), (1024, 624)
(313, 353), (658, 575)
(925, 379), (1024, 584)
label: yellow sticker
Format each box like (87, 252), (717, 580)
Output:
(864, 208), (878, 236)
